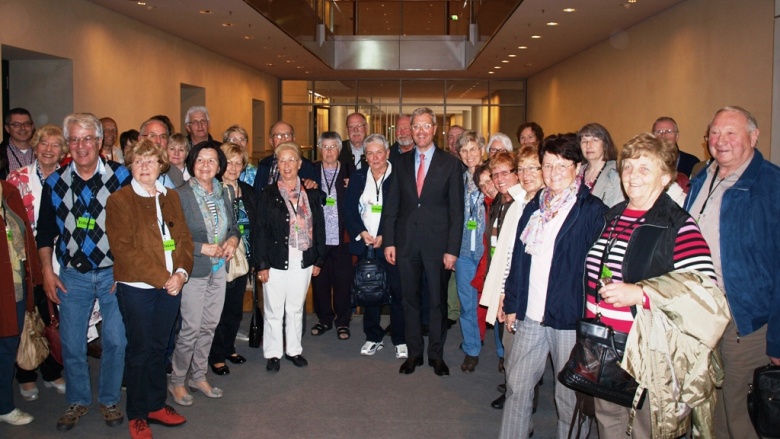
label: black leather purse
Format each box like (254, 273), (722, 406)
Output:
(350, 247), (390, 307)
(748, 364), (780, 439)
(248, 278), (262, 348)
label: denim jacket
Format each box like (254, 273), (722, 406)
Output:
(685, 150), (780, 357)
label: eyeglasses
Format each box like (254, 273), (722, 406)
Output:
(186, 119), (208, 127)
(580, 136), (601, 146)
(488, 147), (507, 154)
(141, 133), (169, 141)
(411, 123), (434, 132)
(67, 136), (98, 146)
(277, 157), (299, 164)
(491, 169), (516, 180)
(542, 163), (576, 172)
(348, 123), (367, 131)
(318, 144), (339, 150)
(228, 136), (247, 144)
(516, 166), (542, 174)
(133, 159), (159, 168)
(272, 132), (294, 140)
(459, 147), (482, 155)
(478, 179), (494, 190)
(653, 129), (677, 136)
(7, 122), (33, 129)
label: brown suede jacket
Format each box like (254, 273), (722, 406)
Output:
(106, 184), (194, 288)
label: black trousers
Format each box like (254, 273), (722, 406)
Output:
(311, 242), (354, 328)
(397, 250), (450, 360)
(209, 273), (248, 364)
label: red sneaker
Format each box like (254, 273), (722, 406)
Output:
(129, 419), (152, 439)
(148, 405), (186, 426)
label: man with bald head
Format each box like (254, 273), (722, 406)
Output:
(138, 117), (185, 188)
(685, 106), (780, 438)
(99, 117), (121, 162)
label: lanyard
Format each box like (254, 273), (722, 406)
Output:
(697, 166), (724, 220)
(321, 163), (339, 196)
(372, 167), (388, 203)
(465, 175), (479, 220)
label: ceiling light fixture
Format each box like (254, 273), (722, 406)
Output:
(199, 10), (212, 14)
(501, 60), (509, 63)
(547, 22), (558, 26)
(531, 35), (541, 39)
(494, 66), (501, 69)
(563, 8), (575, 13)
(222, 23), (233, 27)
(488, 71), (494, 74)
(244, 36), (253, 40)
(518, 46), (527, 49)
(137, 1), (146, 5)
(508, 54), (517, 58)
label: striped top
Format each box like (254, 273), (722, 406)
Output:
(584, 207), (716, 333)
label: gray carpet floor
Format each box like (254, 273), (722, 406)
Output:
(0, 314), (563, 439)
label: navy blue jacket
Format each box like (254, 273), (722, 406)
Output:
(344, 166), (394, 257)
(503, 184), (607, 330)
(685, 150), (780, 357)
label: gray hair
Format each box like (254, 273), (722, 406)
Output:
(317, 131), (343, 149)
(710, 106), (758, 134)
(63, 113), (103, 140)
(487, 132), (513, 152)
(185, 106), (210, 124)
(411, 107), (437, 127)
(364, 133), (389, 150)
(457, 130), (485, 152)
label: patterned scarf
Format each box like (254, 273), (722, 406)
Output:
(278, 179), (313, 251)
(520, 178), (581, 256)
(190, 177), (229, 266)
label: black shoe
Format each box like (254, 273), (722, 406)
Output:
(266, 357), (280, 372)
(498, 357), (505, 373)
(460, 355), (479, 373)
(210, 364), (230, 375)
(447, 318), (457, 329)
(226, 354), (246, 364)
(491, 393), (506, 409)
(284, 354), (309, 367)
(422, 324), (429, 337)
(399, 357), (423, 375)
(428, 359), (450, 376)
(497, 383), (506, 393)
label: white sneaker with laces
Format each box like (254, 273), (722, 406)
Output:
(395, 344), (409, 359)
(360, 341), (384, 356)
(0, 408), (34, 425)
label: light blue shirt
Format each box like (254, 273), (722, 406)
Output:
(414, 146), (434, 185)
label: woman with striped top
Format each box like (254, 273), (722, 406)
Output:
(584, 132), (715, 438)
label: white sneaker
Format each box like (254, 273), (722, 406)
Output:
(0, 408), (34, 425)
(395, 344), (409, 359)
(19, 384), (38, 401)
(44, 380), (67, 394)
(360, 341), (384, 356)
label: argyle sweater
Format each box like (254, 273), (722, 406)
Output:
(36, 159), (131, 270)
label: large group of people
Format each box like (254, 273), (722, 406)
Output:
(0, 103), (777, 439)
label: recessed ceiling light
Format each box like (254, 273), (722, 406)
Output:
(508, 54), (517, 58)
(501, 60), (509, 63)
(531, 35), (541, 39)
(266, 63), (273, 66)
(199, 9), (212, 14)
(244, 35), (253, 40)
(518, 46), (527, 49)
(137, 1), (146, 5)
(563, 8), (575, 12)
(547, 22), (558, 26)
(222, 23), (233, 27)
(488, 71), (494, 74)
(494, 66), (501, 69)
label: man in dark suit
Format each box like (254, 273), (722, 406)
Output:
(382, 107), (464, 376)
(652, 116), (700, 177)
(338, 113), (368, 178)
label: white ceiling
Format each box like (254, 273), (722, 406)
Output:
(88, 0), (684, 80)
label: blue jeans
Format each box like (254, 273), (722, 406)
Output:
(0, 297), (25, 415)
(455, 254), (481, 357)
(58, 266), (126, 406)
(116, 283), (180, 420)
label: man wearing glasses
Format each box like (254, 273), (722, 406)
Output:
(339, 113), (369, 176)
(184, 106), (213, 148)
(652, 116), (700, 177)
(253, 121), (317, 195)
(1, 108), (36, 179)
(383, 107), (464, 377)
(37, 113), (132, 432)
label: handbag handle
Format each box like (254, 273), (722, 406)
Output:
(47, 299), (58, 325)
(366, 246), (375, 260)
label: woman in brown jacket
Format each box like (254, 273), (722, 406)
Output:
(0, 180), (41, 426)
(106, 139), (194, 438)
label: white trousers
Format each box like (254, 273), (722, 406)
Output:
(263, 255), (312, 359)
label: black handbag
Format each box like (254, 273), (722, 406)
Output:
(350, 247), (390, 307)
(558, 281), (642, 408)
(248, 277), (263, 348)
(747, 364), (780, 439)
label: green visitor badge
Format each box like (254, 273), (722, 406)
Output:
(5, 226), (12, 241)
(371, 204), (382, 213)
(239, 224), (245, 234)
(77, 217), (96, 230)
(600, 265), (613, 279)
(163, 239), (176, 251)
(466, 220), (477, 231)
(326, 197), (336, 207)
(490, 246), (496, 257)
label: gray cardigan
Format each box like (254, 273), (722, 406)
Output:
(175, 183), (240, 278)
(590, 160), (625, 208)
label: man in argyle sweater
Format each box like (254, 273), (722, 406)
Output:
(36, 113), (131, 432)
